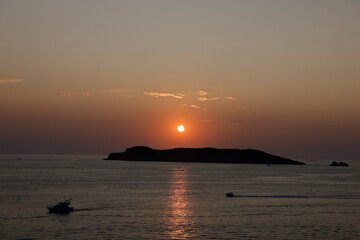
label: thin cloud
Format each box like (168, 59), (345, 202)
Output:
(97, 89), (132, 97)
(193, 105), (208, 111)
(198, 97), (218, 102)
(144, 92), (184, 99)
(0, 78), (24, 84)
(199, 90), (209, 96)
(190, 104), (201, 109)
(57, 91), (91, 96)
(225, 96), (237, 101)
(97, 88), (130, 93)
(182, 104), (206, 110)
(109, 94), (133, 98)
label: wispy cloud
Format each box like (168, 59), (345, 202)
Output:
(97, 89), (132, 97)
(0, 78), (24, 84)
(190, 104), (201, 109)
(183, 104), (207, 111)
(199, 90), (209, 96)
(97, 89), (130, 93)
(225, 96), (236, 101)
(198, 97), (218, 102)
(144, 92), (184, 99)
(57, 91), (91, 96)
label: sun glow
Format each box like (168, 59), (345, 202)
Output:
(177, 125), (185, 133)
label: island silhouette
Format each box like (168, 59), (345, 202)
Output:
(105, 146), (305, 165)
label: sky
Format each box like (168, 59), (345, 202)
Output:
(0, 0), (359, 160)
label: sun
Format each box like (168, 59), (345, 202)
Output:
(177, 125), (185, 133)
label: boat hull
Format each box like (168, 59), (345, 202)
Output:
(48, 207), (74, 213)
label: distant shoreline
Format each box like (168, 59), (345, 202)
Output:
(104, 146), (305, 165)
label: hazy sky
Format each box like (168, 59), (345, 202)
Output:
(1, 0), (359, 160)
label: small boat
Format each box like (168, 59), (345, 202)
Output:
(48, 199), (74, 213)
(225, 192), (235, 197)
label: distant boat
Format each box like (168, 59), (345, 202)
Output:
(48, 199), (74, 213)
(225, 192), (235, 197)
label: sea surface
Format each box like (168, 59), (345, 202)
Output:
(0, 154), (359, 240)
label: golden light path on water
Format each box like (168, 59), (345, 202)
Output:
(167, 168), (193, 239)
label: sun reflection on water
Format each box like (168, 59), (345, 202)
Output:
(167, 168), (193, 239)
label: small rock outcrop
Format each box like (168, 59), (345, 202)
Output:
(329, 161), (349, 167)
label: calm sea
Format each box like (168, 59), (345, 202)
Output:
(0, 154), (359, 240)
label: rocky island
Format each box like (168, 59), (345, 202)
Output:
(104, 146), (305, 165)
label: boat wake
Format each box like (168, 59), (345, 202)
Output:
(72, 207), (98, 212)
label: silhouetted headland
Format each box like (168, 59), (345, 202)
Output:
(104, 146), (305, 165)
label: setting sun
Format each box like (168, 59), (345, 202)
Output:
(177, 125), (185, 133)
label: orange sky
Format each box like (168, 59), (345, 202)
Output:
(0, 1), (359, 160)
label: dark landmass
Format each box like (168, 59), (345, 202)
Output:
(329, 161), (349, 167)
(104, 146), (305, 165)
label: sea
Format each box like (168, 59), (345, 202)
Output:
(0, 154), (359, 240)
